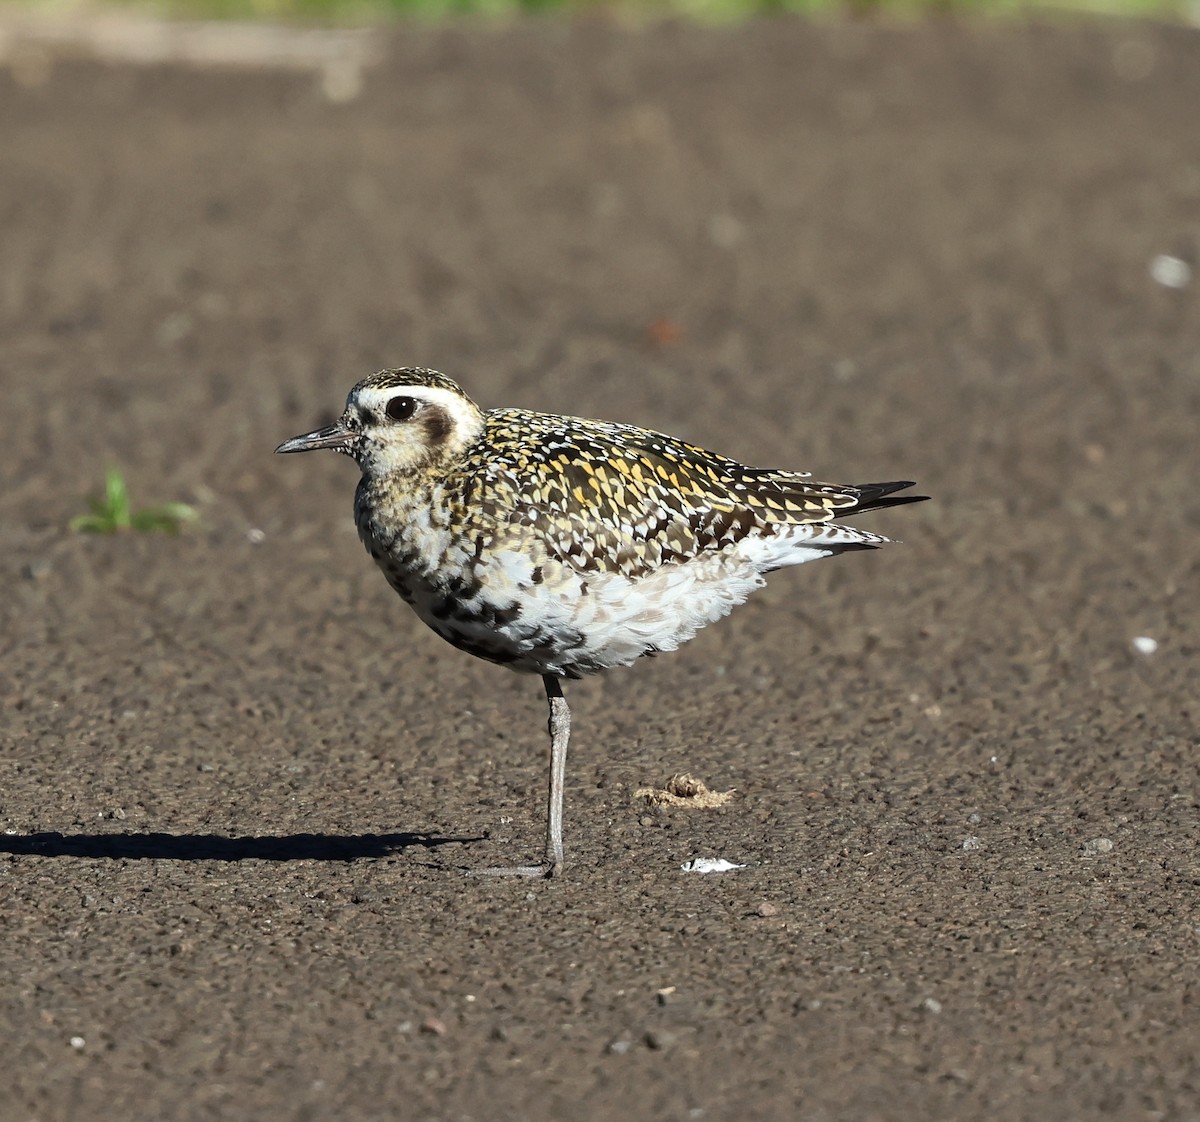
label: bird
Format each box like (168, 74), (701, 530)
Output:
(276, 368), (926, 877)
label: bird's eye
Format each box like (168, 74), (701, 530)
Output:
(385, 396), (418, 422)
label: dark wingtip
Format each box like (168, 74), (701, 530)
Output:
(845, 481), (930, 515)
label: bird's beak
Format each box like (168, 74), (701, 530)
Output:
(275, 421), (355, 455)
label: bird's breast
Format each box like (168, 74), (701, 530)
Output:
(350, 473), (819, 678)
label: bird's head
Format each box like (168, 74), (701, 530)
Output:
(275, 368), (485, 477)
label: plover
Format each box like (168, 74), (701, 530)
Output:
(277, 368), (926, 877)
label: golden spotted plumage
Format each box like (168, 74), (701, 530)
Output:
(446, 409), (901, 579)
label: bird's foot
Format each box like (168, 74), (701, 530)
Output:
(467, 859), (563, 879)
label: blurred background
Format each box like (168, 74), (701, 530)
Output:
(2, 0), (1197, 25)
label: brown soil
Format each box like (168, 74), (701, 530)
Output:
(2, 17), (1198, 1121)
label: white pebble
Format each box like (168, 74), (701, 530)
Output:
(1085, 837), (1115, 855)
(961, 836), (984, 851)
(69, 1036), (85, 1050)
(1149, 255), (1191, 289)
(247, 528), (266, 544)
(1132, 636), (1158, 656)
(707, 213), (745, 249)
(680, 857), (746, 874)
(923, 997), (943, 1014)
(320, 61), (363, 103)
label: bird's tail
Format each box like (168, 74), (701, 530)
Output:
(836, 481), (929, 518)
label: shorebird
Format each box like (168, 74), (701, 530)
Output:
(276, 368), (925, 877)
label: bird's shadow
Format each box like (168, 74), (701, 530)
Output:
(0, 830), (482, 862)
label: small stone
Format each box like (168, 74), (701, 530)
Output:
(607, 1039), (632, 1055)
(644, 1029), (676, 1050)
(156, 311), (194, 346)
(320, 61), (363, 104)
(1149, 254), (1191, 289)
(419, 1016), (447, 1036)
(1085, 837), (1115, 855)
(755, 901), (778, 917)
(645, 318), (683, 347)
(961, 836), (984, 851)
(923, 997), (943, 1015)
(708, 213), (744, 249)
(1132, 636), (1158, 656)
(22, 560), (51, 581)
(69, 1036), (85, 1050)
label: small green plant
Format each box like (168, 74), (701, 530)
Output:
(70, 468), (198, 536)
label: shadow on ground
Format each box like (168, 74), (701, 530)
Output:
(0, 831), (479, 861)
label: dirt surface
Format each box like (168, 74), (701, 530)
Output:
(2, 16), (1199, 1121)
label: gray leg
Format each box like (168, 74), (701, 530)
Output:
(471, 674), (570, 879)
(542, 674), (569, 876)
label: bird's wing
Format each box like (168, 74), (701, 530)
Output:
(465, 411), (887, 578)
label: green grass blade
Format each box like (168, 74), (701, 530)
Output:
(71, 471), (197, 535)
(104, 468), (133, 530)
(69, 513), (115, 534)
